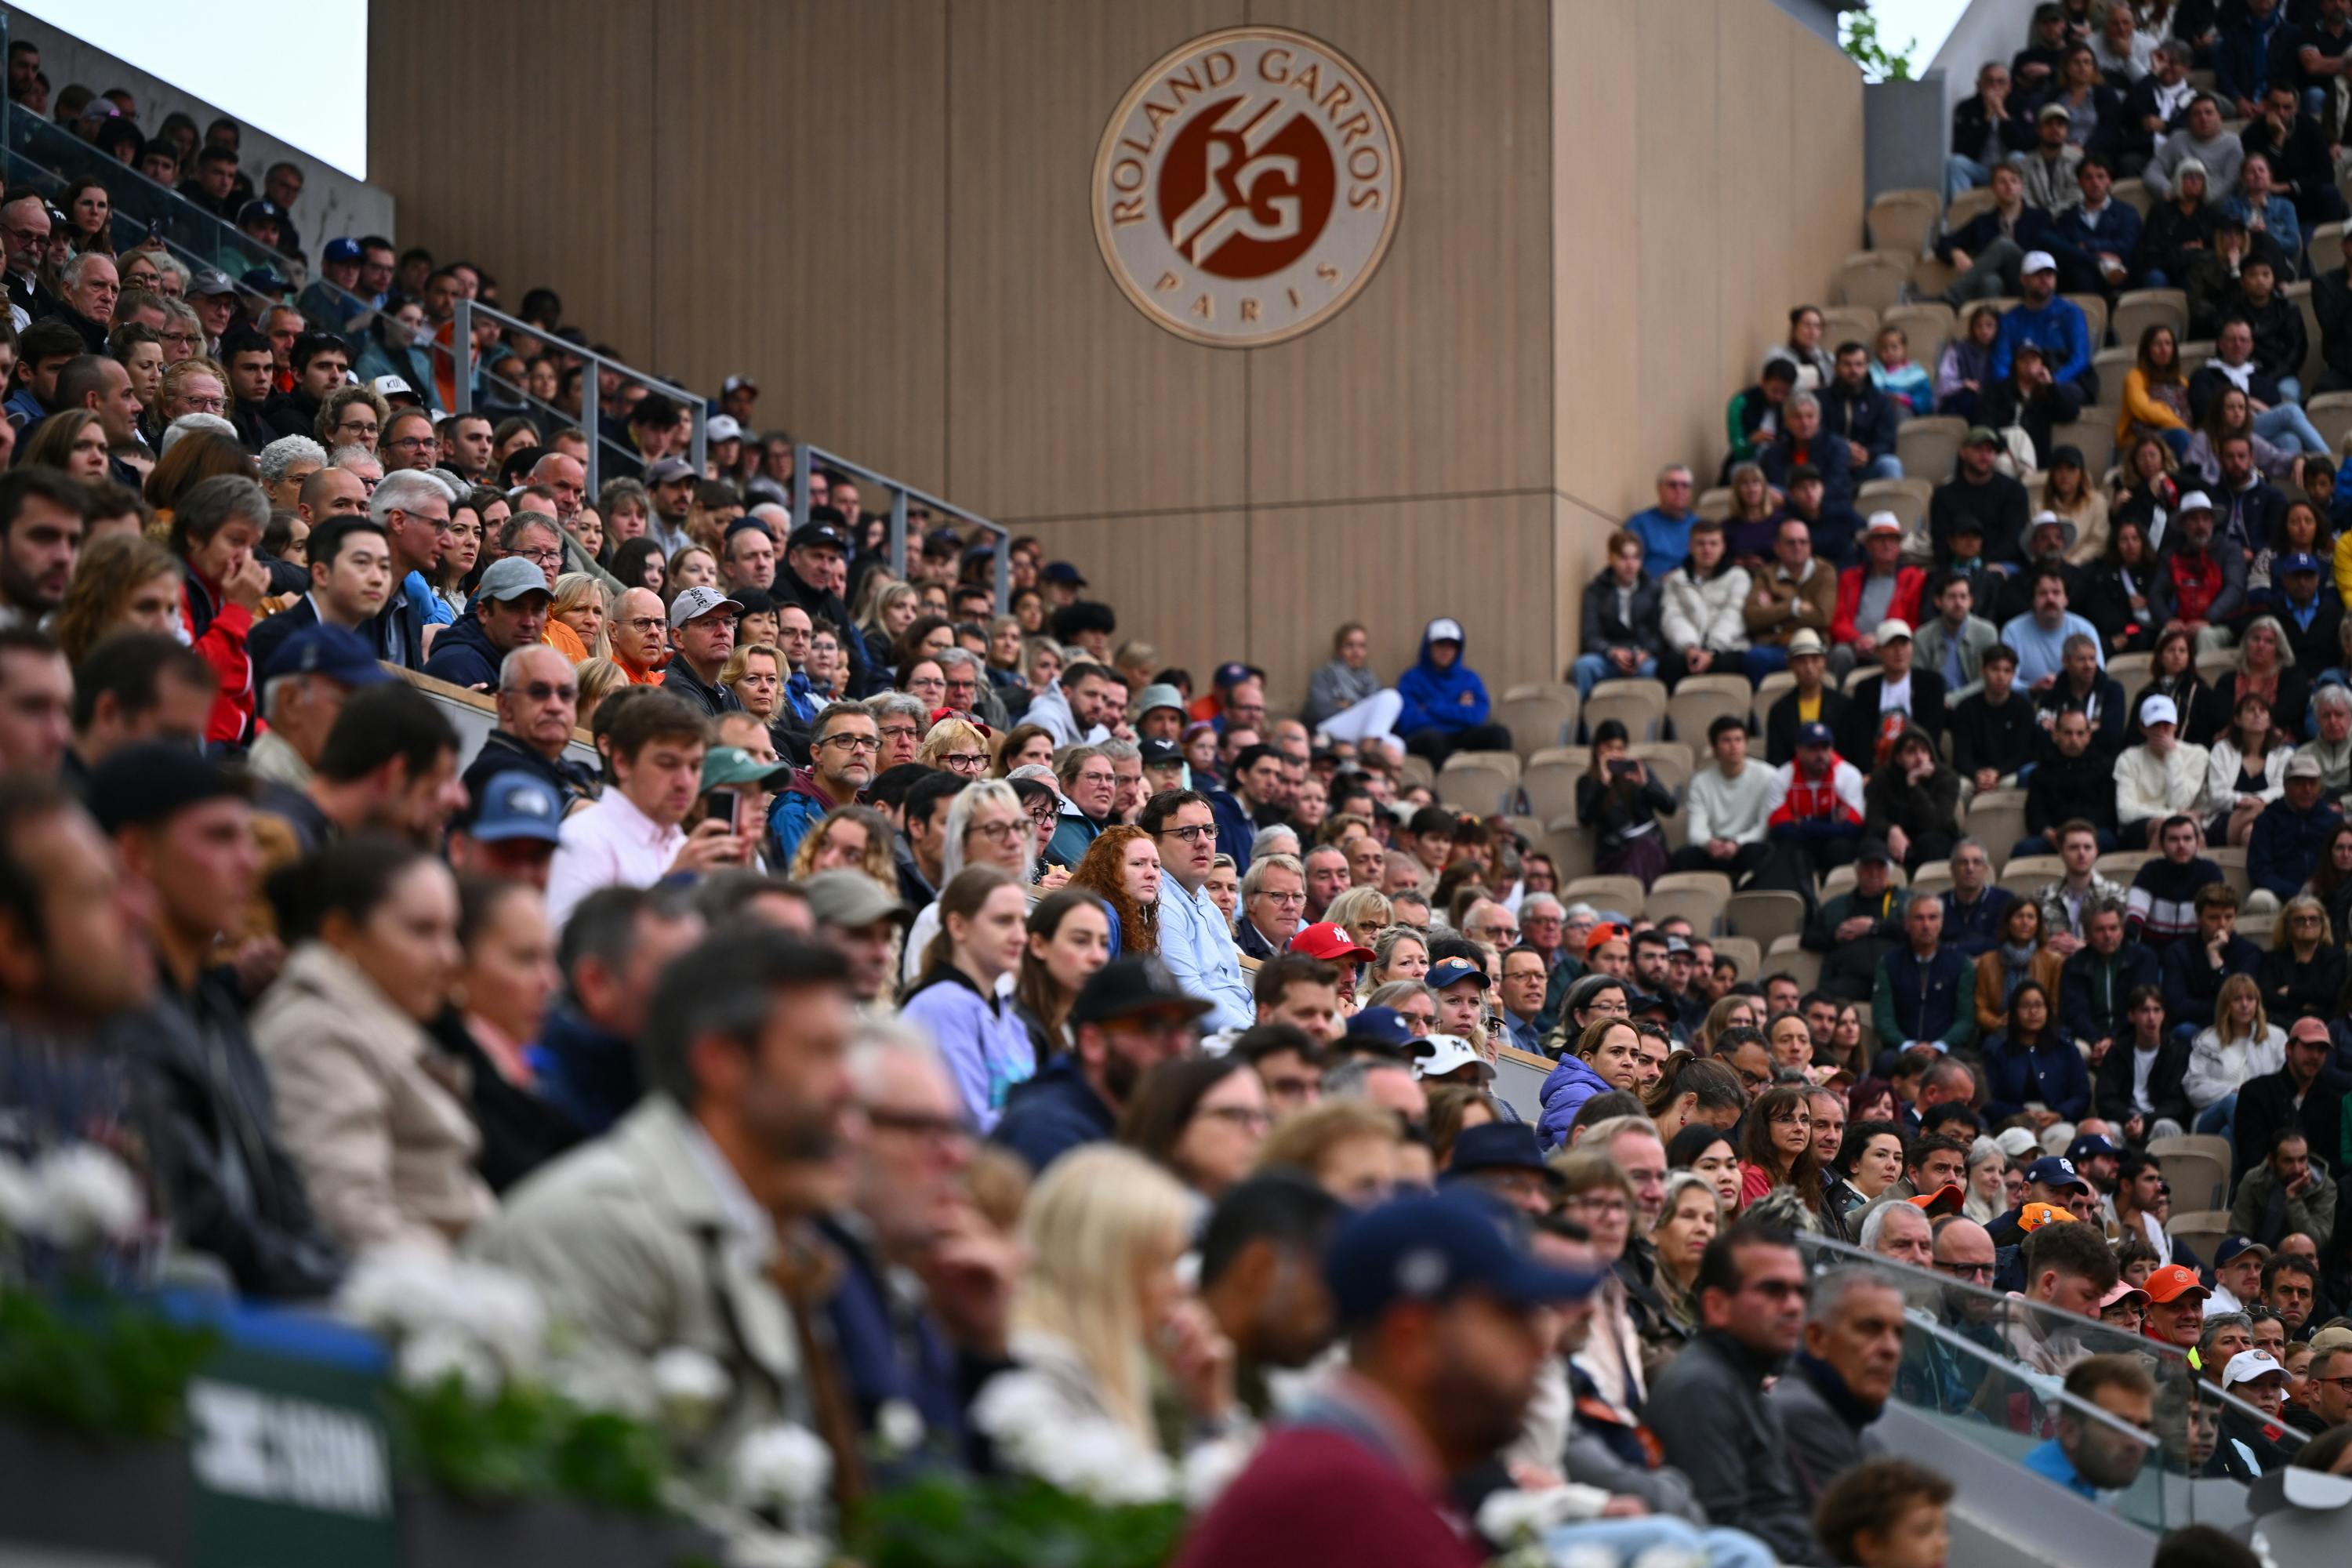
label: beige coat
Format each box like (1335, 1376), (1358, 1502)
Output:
(251, 942), (493, 1254)
(470, 1097), (814, 1445)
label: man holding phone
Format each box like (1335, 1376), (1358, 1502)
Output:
(547, 693), (746, 928)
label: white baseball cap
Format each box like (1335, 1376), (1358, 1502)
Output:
(706, 414), (743, 443)
(2223, 1348), (2288, 1388)
(2178, 490), (2214, 513)
(1425, 618), (1466, 644)
(2140, 694), (2180, 728)
(1412, 1034), (1494, 1083)
(1864, 511), (1903, 536)
(2022, 250), (2058, 274)
(1875, 619), (1914, 644)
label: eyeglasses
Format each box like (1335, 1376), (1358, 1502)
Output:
(863, 1107), (972, 1144)
(179, 394), (227, 412)
(942, 753), (986, 771)
(513, 546), (563, 565)
(819, 735), (882, 753)
(336, 419), (380, 437)
(387, 435), (438, 453)
(970, 819), (1025, 844)
(1159, 823), (1216, 844)
(1026, 805), (1058, 827)
(1935, 1260), (1996, 1280)
(878, 724), (918, 742)
(624, 616), (665, 633)
(506, 681), (577, 702)
(1584, 997), (1630, 1016)
(1563, 1194), (1629, 1219)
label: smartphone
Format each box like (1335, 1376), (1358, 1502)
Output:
(703, 789), (740, 833)
(1608, 760), (1638, 779)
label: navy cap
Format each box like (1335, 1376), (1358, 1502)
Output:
(1427, 957), (1488, 991)
(464, 771), (565, 844)
(240, 266), (290, 295)
(1138, 737), (1184, 768)
(1797, 720), (1835, 747)
(238, 198), (286, 227)
(88, 744), (246, 835)
(787, 521), (849, 553)
(261, 623), (397, 687)
(1214, 660), (1254, 687)
(922, 528), (964, 555)
(1627, 989), (1675, 1016)
(1342, 1006), (1417, 1051)
(2066, 1132), (2121, 1163)
(1041, 561), (1087, 586)
(2278, 551), (2323, 575)
(1443, 1123), (1558, 1183)
(322, 237), (365, 264)
(2024, 1156), (2092, 1194)
(1327, 1191), (1602, 1328)
(1856, 837), (1893, 866)
(2214, 1236), (2271, 1267)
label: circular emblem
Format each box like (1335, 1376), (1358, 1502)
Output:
(1093, 27), (1402, 347)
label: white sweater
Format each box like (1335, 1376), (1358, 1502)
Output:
(2114, 742), (2211, 825)
(1686, 762), (1777, 846)
(1661, 564), (1751, 654)
(2183, 1023), (2286, 1110)
(2205, 740), (2291, 808)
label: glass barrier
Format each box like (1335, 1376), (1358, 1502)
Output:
(1797, 1232), (2304, 1531)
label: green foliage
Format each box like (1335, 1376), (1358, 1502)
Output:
(0, 1287), (217, 1442)
(389, 1376), (674, 1518)
(1842, 6), (1917, 83)
(850, 1472), (1188, 1568)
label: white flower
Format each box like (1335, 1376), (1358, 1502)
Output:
(1628, 1547), (1708, 1568)
(969, 1371), (1176, 1504)
(339, 1244), (460, 1335)
(0, 1152), (36, 1235)
(733, 1423), (833, 1511)
(874, 1399), (925, 1454)
(1558, 1544), (1622, 1568)
(1178, 1433), (1253, 1511)
(1476, 1484), (1617, 1545)
(724, 1528), (831, 1568)
(651, 1346), (731, 1434)
(26, 1144), (144, 1248)
(336, 1247), (549, 1379)
(397, 1328), (502, 1400)
(446, 1264), (549, 1378)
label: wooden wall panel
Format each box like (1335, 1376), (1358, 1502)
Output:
(1243, 0), (1554, 506)
(942, 0), (1250, 523)
(367, 1), (657, 365)
(1549, 0), (1638, 516)
(999, 512), (1250, 691)
(1711, 0), (1791, 437)
(649, 1), (950, 494)
(1633, 2), (1722, 512)
(1243, 493), (1557, 713)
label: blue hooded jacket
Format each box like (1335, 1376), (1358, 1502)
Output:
(1536, 1053), (1614, 1149)
(1393, 617), (1491, 736)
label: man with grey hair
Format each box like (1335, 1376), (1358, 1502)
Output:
(160, 412), (239, 456)
(1321, 1053), (1427, 1123)
(1858, 1197), (1935, 1268)
(1, 190), (49, 332)
(1300, 841), (1351, 922)
(1761, 390), (1853, 511)
(1236, 851), (1308, 961)
(1461, 898), (1519, 953)
(369, 468), (452, 670)
(1767, 1266), (1905, 1507)
(54, 249), (118, 354)
(2307, 683), (2352, 804)
(460, 644), (594, 811)
(934, 644), (1006, 729)
(1250, 822), (1301, 865)
(256, 434), (328, 502)
(1626, 462), (1698, 575)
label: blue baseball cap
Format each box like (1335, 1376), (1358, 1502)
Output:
(2024, 1156), (2092, 1194)
(1427, 958), (1489, 991)
(2066, 1132), (2121, 1163)
(1042, 561), (1087, 586)
(1327, 1191), (1602, 1328)
(240, 266), (290, 296)
(260, 623), (396, 687)
(2278, 551), (2323, 576)
(323, 237), (365, 264)
(1797, 720), (1835, 748)
(1342, 1006), (1416, 1052)
(464, 771), (565, 844)
(2214, 1236), (2271, 1269)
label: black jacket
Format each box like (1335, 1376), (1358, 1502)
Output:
(1648, 1329), (1827, 1566)
(263, 388), (322, 443)
(2158, 931), (2267, 1031)
(2258, 942), (2349, 1025)
(1951, 92), (2033, 167)
(114, 971), (345, 1300)
(1578, 568), (1666, 659)
(2091, 1034), (2194, 1127)
(1838, 669), (1947, 768)
(419, 611), (508, 689)
(2082, 561), (2160, 654)
(1766, 685), (1850, 768)
(428, 1008), (583, 1195)
(778, 565), (870, 695)
(1930, 472), (2033, 566)
(2241, 111), (2337, 210)
(1978, 376), (2085, 470)
(2027, 744), (2121, 837)
(660, 654), (744, 719)
(2030, 669), (2129, 754)
(2273, 597), (2345, 670)
(460, 728), (598, 815)
(2235, 1064), (2352, 1179)
(1818, 377), (1901, 465)
(2137, 199), (2217, 288)
(1950, 689), (2042, 780)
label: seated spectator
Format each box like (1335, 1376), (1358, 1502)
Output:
(1820, 341), (1902, 485)
(1915, 570), (2000, 706)
(1626, 463), (1700, 576)
(1937, 164), (2054, 306)
(1769, 463), (1865, 571)
(1674, 716), (1774, 885)
(769, 701), (880, 869)
(1828, 517), (1925, 681)
(546, 694), (726, 928)
(2161, 883), (2267, 1033)
(2231, 1120), (2340, 1253)
(1802, 837), (1907, 1002)
(1871, 325), (1934, 418)
(1744, 524), (1838, 685)
(2241, 81), (2347, 227)
(2061, 151), (2145, 286)
(1537, 1018), (1647, 1149)
(1981, 981), (2091, 1128)
(1394, 617), (1509, 764)
(2127, 813), (2224, 946)
(1842, 622), (1947, 773)
(1984, 340), (2090, 470)
(1233, 852), (1307, 963)
(1724, 357), (1798, 472)
(1862, 728), (1963, 874)
(2187, 973), (2288, 1140)
(2100, 984), (2192, 1131)
(1577, 721), (1678, 888)
(901, 866), (1036, 1131)
(1766, 719), (1868, 895)
(1301, 621), (1404, 756)
(2263, 549), (2337, 667)
(1977, 894), (2067, 1034)
(1873, 894), (1976, 1058)
(1813, 1458), (1956, 1568)
(1941, 839), (2015, 957)
(1573, 530), (1664, 700)
(1661, 517), (1751, 687)
(1759, 394), (1855, 515)
(2251, 753), (2344, 902)
(2019, 102), (2089, 218)
(2205, 691), (2292, 847)
(2212, 612), (2310, 745)
(2190, 322), (2326, 468)
(1933, 427), (2034, 567)
(2060, 899), (2160, 1061)
(1991, 253), (2099, 401)
(2118, 702), (2214, 848)
(421, 557), (555, 691)
(1936, 305), (2005, 422)
(1950, 59), (2030, 199)
(1768, 1267), (1906, 1508)
(2045, 448), (2114, 567)
(2147, 94), (2246, 201)
(2256, 894), (2349, 1022)
(2032, 630), (2129, 754)
(1953, 643), (2043, 794)
(2011, 4), (2071, 95)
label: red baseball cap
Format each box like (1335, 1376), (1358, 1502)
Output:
(1288, 921), (1374, 964)
(1584, 921), (1631, 955)
(2143, 1264), (2209, 1305)
(1908, 1183), (1966, 1216)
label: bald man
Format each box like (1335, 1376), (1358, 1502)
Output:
(610, 586), (670, 683)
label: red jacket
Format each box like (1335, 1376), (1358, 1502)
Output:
(1831, 564), (1926, 647)
(182, 575), (255, 746)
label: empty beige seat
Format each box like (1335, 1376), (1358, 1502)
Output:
(1867, 189), (1940, 257)
(1522, 753), (1586, 825)
(2111, 289), (2187, 356)
(1645, 871), (1732, 935)
(2110, 177), (2153, 217)
(1838, 251), (1914, 313)
(1540, 818), (1597, 884)
(2311, 223), (2347, 279)
(1436, 753), (1518, 815)
(1821, 304), (1880, 348)
(1582, 679), (1669, 743)
(2307, 392), (2352, 458)
(1667, 676), (1753, 750)
(1564, 874), (1646, 918)
(1998, 854), (2065, 898)
(1495, 688), (1576, 756)
(1764, 933), (1822, 993)
(1697, 486), (1735, 522)
(1856, 476), (1932, 531)
(1724, 889), (1807, 947)
(1897, 417), (1965, 482)
(1711, 934), (1761, 980)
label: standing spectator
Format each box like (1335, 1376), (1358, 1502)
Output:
(1675, 716), (1774, 884)
(1394, 617), (1509, 764)
(1820, 343), (1903, 484)
(1646, 1223), (1823, 1566)
(1572, 531), (1664, 700)
(2250, 754), (2344, 902)
(1626, 464), (1700, 576)
(1660, 517), (1751, 685)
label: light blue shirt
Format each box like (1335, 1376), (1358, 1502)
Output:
(2022, 1438), (2101, 1499)
(1998, 609), (2103, 688)
(1157, 877), (1255, 1031)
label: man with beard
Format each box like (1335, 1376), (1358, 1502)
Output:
(994, 956), (1211, 1172)
(1175, 1190), (1602, 1568)
(474, 932), (859, 1446)
(0, 468), (87, 632)
(1196, 1171), (1346, 1421)
(2024, 1354), (2158, 1497)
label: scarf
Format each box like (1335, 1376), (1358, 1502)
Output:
(1998, 941), (2039, 1007)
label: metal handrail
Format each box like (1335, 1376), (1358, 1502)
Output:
(451, 296), (704, 497)
(789, 442), (1010, 612)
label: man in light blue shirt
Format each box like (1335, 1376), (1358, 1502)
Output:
(2020, 1354), (2156, 1504)
(1145, 789), (1254, 1030)
(1998, 562), (2104, 689)
(1626, 463), (1697, 578)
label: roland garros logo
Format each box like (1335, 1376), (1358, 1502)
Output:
(1093, 27), (1401, 347)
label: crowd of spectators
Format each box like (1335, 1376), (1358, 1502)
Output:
(10, 16), (2352, 1568)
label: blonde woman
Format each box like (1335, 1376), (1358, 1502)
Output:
(857, 577), (920, 678)
(972, 1145), (1243, 1495)
(1253, 1098), (1406, 1207)
(50, 534), (183, 663)
(917, 715), (992, 778)
(1322, 886), (1393, 956)
(574, 657), (627, 726)
(2184, 973), (2286, 1138)
(1370, 925), (1429, 985)
(550, 573), (609, 662)
(1650, 1171), (1723, 1334)
(665, 544), (718, 598)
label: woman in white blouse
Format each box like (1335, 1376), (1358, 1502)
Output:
(2204, 691), (2291, 847)
(2183, 974), (2288, 1140)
